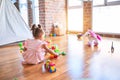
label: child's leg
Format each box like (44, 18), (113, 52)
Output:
(39, 54), (50, 63)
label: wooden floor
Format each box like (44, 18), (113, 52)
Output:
(1, 34), (120, 80)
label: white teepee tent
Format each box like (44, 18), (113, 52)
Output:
(0, 0), (33, 46)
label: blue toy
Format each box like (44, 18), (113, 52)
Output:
(44, 60), (56, 73)
(53, 33), (56, 37)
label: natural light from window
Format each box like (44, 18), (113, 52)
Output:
(107, 0), (120, 2)
(32, 0), (39, 24)
(68, 0), (83, 32)
(93, 5), (120, 34)
(68, 0), (82, 6)
(68, 8), (83, 32)
(93, 0), (104, 5)
(19, 0), (28, 25)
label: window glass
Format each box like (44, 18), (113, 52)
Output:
(68, 0), (82, 6)
(107, 0), (120, 2)
(32, 0), (39, 24)
(68, 0), (83, 32)
(93, 0), (104, 6)
(11, 0), (16, 3)
(68, 8), (83, 32)
(93, 5), (120, 34)
(19, 0), (28, 25)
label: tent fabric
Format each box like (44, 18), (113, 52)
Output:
(0, 0), (33, 46)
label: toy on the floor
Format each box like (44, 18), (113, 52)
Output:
(84, 29), (102, 47)
(46, 40), (66, 58)
(18, 42), (27, 53)
(49, 33), (56, 37)
(53, 33), (56, 37)
(50, 44), (66, 55)
(49, 33), (53, 37)
(18, 42), (24, 53)
(77, 33), (83, 40)
(60, 51), (66, 56)
(44, 60), (56, 73)
(49, 54), (58, 59)
(49, 51), (66, 59)
(49, 45), (66, 59)
(111, 42), (114, 53)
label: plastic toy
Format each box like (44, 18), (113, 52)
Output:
(77, 33), (83, 40)
(50, 44), (66, 56)
(53, 33), (56, 37)
(49, 33), (56, 37)
(84, 29), (102, 47)
(50, 33), (53, 37)
(51, 44), (59, 51)
(18, 42), (24, 53)
(49, 54), (58, 59)
(111, 42), (114, 53)
(46, 43), (66, 59)
(60, 51), (66, 56)
(49, 51), (66, 59)
(51, 46), (56, 50)
(44, 60), (56, 73)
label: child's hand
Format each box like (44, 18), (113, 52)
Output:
(49, 53), (58, 59)
(54, 53), (59, 58)
(23, 47), (27, 51)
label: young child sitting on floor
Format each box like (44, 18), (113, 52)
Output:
(22, 24), (58, 64)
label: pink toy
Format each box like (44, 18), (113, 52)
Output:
(44, 60), (56, 73)
(84, 29), (102, 47)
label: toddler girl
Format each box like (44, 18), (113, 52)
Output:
(22, 24), (57, 64)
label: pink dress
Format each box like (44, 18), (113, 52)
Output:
(22, 39), (47, 64)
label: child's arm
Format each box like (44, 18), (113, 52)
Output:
(42, 44), (58, 56)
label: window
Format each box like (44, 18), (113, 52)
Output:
(107, 0), (120, 2)
(31, 0), (39, 24)
(93, 0), (105, 6)
(107, 0), (120, 5)
(68, 8), (83, 32)
(68, 0), (83, 32)
(93, 5), (120, 34)
(68, 0), (82, 6)
(19, 0), (28, 25)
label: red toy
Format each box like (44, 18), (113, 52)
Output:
(44, 60), (56, 73)
(51, 46), (56, 50)
(50, 54), (58, 59)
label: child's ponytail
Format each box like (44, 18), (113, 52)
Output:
(31, 24), (45, 38)
(38, 24), (44, 32)
(31, 24), (37, 37)
(38, 24), (42, 29)
(31, 24), (36, 31)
